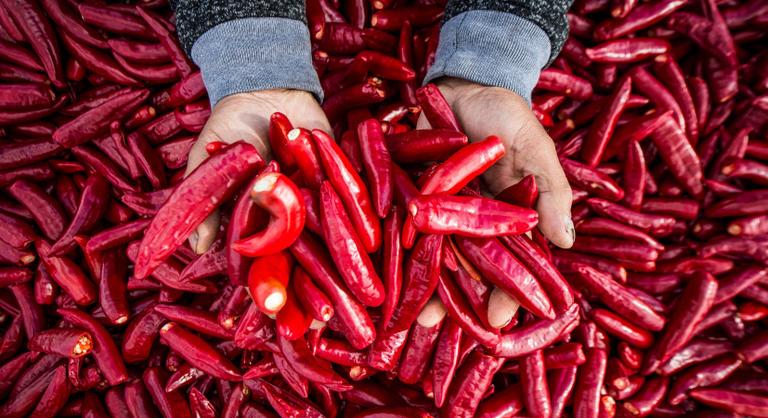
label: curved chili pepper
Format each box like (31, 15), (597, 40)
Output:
(135, 142), (263, 279)
(57, 308), (128, 385)
(491, 304), (579, 357)
(313, 129), (381, 252)
(233, 173), (305, 257)
(135, 6), (193, 77)
(276, 286), (313, 340)
(8, 179), (67, 241)
(402, 135), (505, 248)
(50, 175), (110, 255)
(562, 157), (626, 199)
(4, 0), (63, 87)
(290, 233), (375, 349)
(586, 38), (670, 63)
(247, 251), (291, 315)
(233, 303), (275, 350)
(495, 174), (539, 208)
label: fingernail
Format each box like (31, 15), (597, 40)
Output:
(564, 216), (575, 245)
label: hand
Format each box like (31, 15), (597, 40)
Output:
(185, 89), (332, 254)
(421, 78), (575, 249)
(421, 78), (574, 328)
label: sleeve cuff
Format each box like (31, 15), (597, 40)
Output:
(190, 17), (324, 106)
(424, 11), (551, 105)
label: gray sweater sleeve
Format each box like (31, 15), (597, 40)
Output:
(175, 0), (572, 106)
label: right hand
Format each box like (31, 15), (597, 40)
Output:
(185, 89), (332, 254)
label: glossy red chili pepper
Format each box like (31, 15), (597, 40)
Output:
(313, 129), (381, 252)
(495, 174), (539, 208)
(319, 181), (385, 307)
(562, 158), (626, 199)
(154, 304), (232, 340)
(398, 321), (443, 384)
(591, 308), (654, 348)
(667, 354), (742, 406)
(277, 334), (352, 391)
(232, 173), (305, 257)
(291, 233), (375, 349)
(276, 286), (313, 340)
(581, 76), (632, 166)
(291, 266), (333, 322)
(571, 347), (608, 418)
(402, 135), (505, 247)
(409, 195), (538, 237)
(414, 84), (460, 130)
(244, 251), (290, 315)
(586, 38), (670, 63)
(27, 327), (92, 358)
(491, 303), (579, 358)
(357, 118), (393, 218)
(436, 269), (499, 347)
(371, 6), (443, 30)
(587, 198), (675, 236)
(135, 6), (193, 77)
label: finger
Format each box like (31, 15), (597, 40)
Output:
(194, 211), (220, 254)
(487, 288), (520, 329)
(416, 296), (447, 327)
(526, 139), (575, 249)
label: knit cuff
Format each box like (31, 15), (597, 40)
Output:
(191, 17), (323, 106)
(424, 11), (551, 105)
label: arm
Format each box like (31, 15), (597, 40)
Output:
(174, 0), (331, 253)
(423, 0), (576, 250)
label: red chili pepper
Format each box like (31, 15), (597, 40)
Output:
(319, 181), (384, 306)
(690, 388), (768, 416)
(537, 69), (594, 100)
(135, 6), (193, 77)
(277, 334), (352, 391)
(571, 235), (658, 263)
(276, 285), (313, 340)
(153, 71), (206, 110)
(409, 195), (538, 237)
(159, 322), (240, 381)
(581, 76), (632, 166)
(154, 304), (232, 340)
(107, 38), (169, 64)
(587, 198), (676, 236)
(591, 308), (654, 348)
(57, 308), (128, 386)
(27, 328), (92, 358)
(586, 38), (670, 63)
(441, 350), (504, 417)
(232, 173), (305, 257)
(245, 251), (290, 315)
(721, 157), (768, 185)
(135, 142), (263, 278)
(728, 214), (768, 236)
(562, 158), (625, 199)
(377, 210), (404, 331)
(371, 6), (443, 30)
(143, 367), (193, 418)
(414, 84), (460, 130)
(4, 0), (63, 87)
(491, 303), (579, 358)
(436, 270), (499, 348)
(290, 233), (375, 349)
(402, 135), (505, 248)
(313, 129), (381, 252)
(292, 266), (334, 322)
(357, 118), (393, 218)
(315, 338), (368, 367)
(495, 174), (539, 208)
(397, 319), (442, 385)
(455, 237), (554, 319)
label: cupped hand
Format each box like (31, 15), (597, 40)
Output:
(421, 78), (574, 328)
(421, 78), (575, 249)
(185, 89), (332, 253)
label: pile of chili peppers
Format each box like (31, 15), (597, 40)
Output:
(0, 0), (767, 416)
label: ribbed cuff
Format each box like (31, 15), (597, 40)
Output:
(424, 11), (551, 105)
(191, 17), (323, 106)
